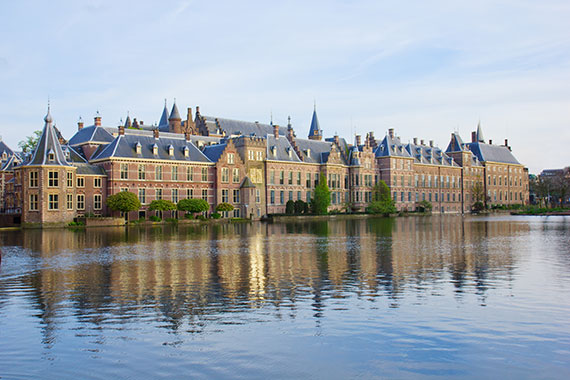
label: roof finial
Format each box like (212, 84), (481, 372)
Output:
(164, 98), (167, 107)
(314, 98), (316, 111)
(270, 110), (273, 125)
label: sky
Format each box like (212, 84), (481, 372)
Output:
(0, 0), (569, 174)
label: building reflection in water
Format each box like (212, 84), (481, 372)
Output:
(0, 216), (528, 342)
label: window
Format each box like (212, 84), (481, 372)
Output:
(270, 170), (275, 185)
(222, 189), (229, 203)
(202, 189), (208, 200)
(172, 189), (179, 203)
(401, 192), (405, 202)
(29, 171), (38, 188)
(280, 191), (284, 204)
(156, 165), (163, 180)
(221, 167), (229, 183)
(187, 166), (193, 181)
(248, 150), (254, 160)
(77, 176), (85, 187)
(288, 171), (293, 185)
(256, 151), (263, 161)
(94, 194), (102, 210)
(233, 168), (240, 183)
(297, 172), (301, 185)
(77, 194), (85, 210)
(48, 194), (59, 210)
(270, 190), (275, 204)
(48, 171), (59, 187)
(172, 166), (178, 181)
(256, 189), (260, 203)
(187, 188), (193, 199)
(138, 165), (145, 180)
(138, 188), (146, 204)
(156, 188), (163, 200)
(408, 192), (412, 202)
(201, 167), (208, 182)
(306, 173), (311, 188)
(120, 164), (129, 179)
(233, 189), (240, 203)
(29, 194), (38, 211)
(289, 191), (293, 201)
(67, 172), (73, 187)
(297, 191), (302, 200)
(227, 153), (234, 164)
(67, 194), (73, 210)
(307, 191), (311, 202)
(279, 171), (284, 185)
(94, 177), (102, 188)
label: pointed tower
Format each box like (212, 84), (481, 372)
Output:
(476, 121), (485, 143)
(308, 105), (322, 141)
(158, 99), (169, 129)
(168, 99), (182, 134)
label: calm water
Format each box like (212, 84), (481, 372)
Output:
(1, 215), (569, 379)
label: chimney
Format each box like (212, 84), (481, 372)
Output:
(273, 124), (279, 139)
(388, 128), (394, 139)
(94, 113), (102, 126)
(429, 140), (434, 147)
(185, 131), (191, 142)
(287, 125), (294, 141)
(187, 107), (193, 122)
(355, 134), (361, 146)
(139, 120), (144, 126)
(504, 139), (508, 146)
(334, 135), (340, 145)
(413, 137), (418, 145)
(489, 139), (492, 144)
(153, 129), (159, 139)
(420, 139), (424, 146)
(118, 125), (125, 136)
(78, 118), (84, 131)
(195, 106), (200, 116)
(471, 131), (477, 143)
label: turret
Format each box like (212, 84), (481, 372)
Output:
(168, 99), (182, 134)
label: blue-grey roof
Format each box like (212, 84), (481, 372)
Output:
(308, 108), (321, 138)
(476, 122), (485, 142)
(1, 154), (20, 172)
(466, 142), (521, 165)
(266, 135), (301, 162)
(91, 134), (211, 163)
(445, 132), (466, 153)
(26, 108), (71, 167)
(405, 142), (458, 167)
(375, 135), (413, 158)
(203, 116), (287, 137)
(68, 125), (115, 146)
(291, 138), (333, 164)
(169, 102), (181, 120)
(0, 140), (14, 157)
(202, 143), (227, 163)
(159, 101), (169, 127)
(74, 163), (106, 176)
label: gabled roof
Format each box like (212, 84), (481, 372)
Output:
(266, 135), (301, 162)
(91, 134), (211, 163)
(293, 138), (334, 164)
(0, 140), (14, 157)
(202, 143), (227, 163)
(202, 116), (287, 137)
(68, 125), (114, 146)
(466, 142), (520, 165)
(240, 176), (255, 188)
(374, 134), (412, 158)
(26, 108), (71, 167)
(1, 154), (20, 172)
(405, 142), (459, 167)
(445, 132), (466, 153)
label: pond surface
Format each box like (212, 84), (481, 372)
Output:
(1, 215), (569, 379)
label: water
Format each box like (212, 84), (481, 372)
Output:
(1, 215), (569, 379)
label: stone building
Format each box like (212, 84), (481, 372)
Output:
(3, 101), (530, 226)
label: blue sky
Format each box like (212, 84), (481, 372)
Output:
(1, 0), (569, 173)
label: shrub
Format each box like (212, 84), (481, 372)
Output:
(418, 200), (433, 213)
(195, 215), (207, 221)
(472, 201), (485, 211)
(286, 200), (295, 214)
(366, 200), (396, 216)
(149, 215), (161, 222)
(177, 198), (210, 215)
(215, 202), (234, 212)
(211, 212), (221, 219)
(148, 199), (176, 212)
(311, 173), (331, 215)
(165, 218), (178, 224)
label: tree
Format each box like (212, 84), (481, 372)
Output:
(177, 198), (209, 216)
(18, 130), (42, 154)
(215, 202), (234, 214)
(471, 180), (486, 204)
(294, 200), (306, 214)
(286, 200), (295, 214)
(551, 168), (570, 207)
(418, 200), (433, 213)
(106, 191), (141, 222)
(148, 199), (176, 219)
(311, 173), (331, 215)
(366, 180), (396, 216)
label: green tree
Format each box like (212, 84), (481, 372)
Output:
(294, 199), (306, 214)
(18, 130), (42, 154)
(148, 199), (176, 219)
(417, 200), (433, 213)
(215, 202), (234, 214)
(366, 180), (396, 216)
(311, 173), (331, 215)
(177, 198), (209, 216)
(286, 200), (295, 214)
(106, 191), (141, 222)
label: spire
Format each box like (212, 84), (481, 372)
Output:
(44, 102), (53, 124)
(476, 121), (485, 143)
(125, 112), (132, 128)
(308, 106), (322, 141)
(159, 99), (169, 126)
(169, 98), (181, 121)
(27, 105), (70, 166)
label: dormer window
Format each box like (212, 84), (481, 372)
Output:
(135, 142), (142, 154)
(287, 147), (292, 157)
(184, 146), (189, 158)
(168, 145), (174, 156)
(152, 144), (158, 156)
(48, 153), (55, 161)
(306, 148), (311, 158)
(2, 152), (7, 160)
(271, 146), (277, 156)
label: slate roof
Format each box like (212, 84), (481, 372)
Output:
(445, 132), (466, 153)
(159, 101), (170, 128)
(169, 102), (181, 120)
(202, 116), (287, 137)
(405, 142), (459, 167)
(91, 134), (211, 163)
(374, 134), (413, 158)
(26, 108), (71, 166)
(202, 143), (227, 163)
(292, 138), (333, 164)
(1, 154), (20, 172)
(240, 176), (255, 188)
(308, 108), (322, 138)
(74, 163), (106, 176)
(68, 125), (115, 146)
(466, 142), (520, 165)
(0, 140), (14, 157)
(266, 135), (301, 162)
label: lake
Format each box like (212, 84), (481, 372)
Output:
(1, 215), (569, 379)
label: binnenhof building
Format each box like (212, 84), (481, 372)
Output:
(0, 101), (529, 226)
